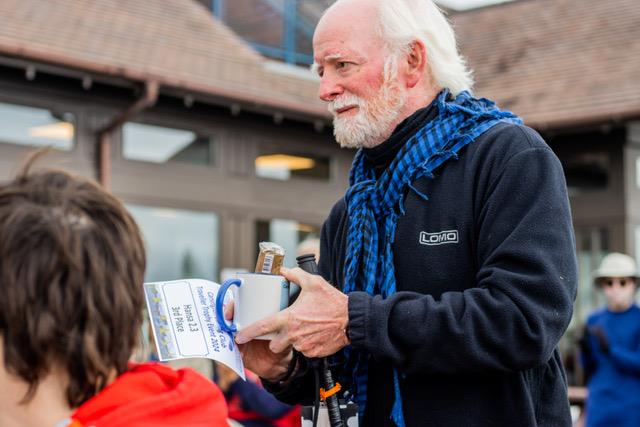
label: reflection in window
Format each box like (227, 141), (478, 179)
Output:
(128, 204), (219, 283)
(255, 151), (330, 181)
(573, 227), (608, 325)
(256, 219), (320, 267)
(0, 102), (74, 150)
(123, 122), (214, 165)
(562, 227), (609, 385)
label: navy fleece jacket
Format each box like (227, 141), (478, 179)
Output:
(265, 103), (578, 427)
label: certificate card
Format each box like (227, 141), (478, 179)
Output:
(144, 278), (245, 379)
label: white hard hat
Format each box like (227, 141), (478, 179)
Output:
(593, 252), (640, 283)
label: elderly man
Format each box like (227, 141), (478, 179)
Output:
(235, 0), (577, 426)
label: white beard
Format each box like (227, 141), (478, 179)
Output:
(328, 68), (407, 149)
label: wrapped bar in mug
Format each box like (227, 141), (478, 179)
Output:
(255, 242), (285, 275)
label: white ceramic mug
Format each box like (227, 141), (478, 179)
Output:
(215, 272), (289, 340)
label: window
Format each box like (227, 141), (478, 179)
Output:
(561, 152), (609, 194)
(255, 151), (330, 181)
(256, 219), (320, 267)
(123, 122), (214, 166)
(127, 205), (219, 283)
(0, 101), (74, 150)
(215, 0), (315, 65)
(574, 227), (609, 324)
(562, 227), (609, 386)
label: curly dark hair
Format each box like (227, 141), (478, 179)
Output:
(0, 153), (146, 408)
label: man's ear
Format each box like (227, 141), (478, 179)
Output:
(405, 40), (427, 88)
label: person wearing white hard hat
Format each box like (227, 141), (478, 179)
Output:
(579, 252), (640, 427)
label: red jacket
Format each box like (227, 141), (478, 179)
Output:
(70, 363), (228, 427)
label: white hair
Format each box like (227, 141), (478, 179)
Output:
(374, 0), (473, 96)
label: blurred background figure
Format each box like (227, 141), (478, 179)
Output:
(579, 253), (640, 427)
(215, 362), (301, 427)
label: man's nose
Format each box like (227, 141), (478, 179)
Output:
(318, 74), (343, 102)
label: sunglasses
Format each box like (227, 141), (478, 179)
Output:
(599, 277), (635, 288)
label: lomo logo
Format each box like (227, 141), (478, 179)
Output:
(419, 230), (459, 246)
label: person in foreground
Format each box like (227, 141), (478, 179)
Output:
(234, 0), (578, 426)
(580, 253), (640, 427)
(0, 157), (228, 427)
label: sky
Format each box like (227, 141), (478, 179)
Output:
(435, 0), (514, 10)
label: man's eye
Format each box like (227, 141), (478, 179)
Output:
(337, 62), (351, 69)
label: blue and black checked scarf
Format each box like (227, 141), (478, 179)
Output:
(341, 89), (522, 426)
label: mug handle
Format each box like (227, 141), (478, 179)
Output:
(215, 278), (242, 334)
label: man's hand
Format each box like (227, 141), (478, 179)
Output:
(238, 340), (294, 381)
(215, 362), (239, 392)
(224, 302), (293, 381)
(235, 267), (350, 358)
